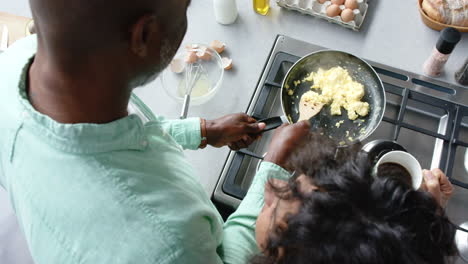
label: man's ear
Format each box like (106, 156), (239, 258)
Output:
(130, 14), (160, 58)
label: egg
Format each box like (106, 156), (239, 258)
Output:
(302, 67), (369, 121)
(185, 44), (199, 51)
(196, 47), (212, 61)
(185, 51), (198, 64)
(317, 0), (327, 3)
(210, 40), (225, 54)
(170, 59), (185, 73)
(326, 4), (341, 17)
(222, 57), (233, 70)
(331, 0), (344, 5)
(344, 0), (358, 9)
(341, 9), (355, 22)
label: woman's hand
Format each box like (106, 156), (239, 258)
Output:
(205, 113), (265, 150)
(264, 121), (311, 170)
(421, 168), (454, 208)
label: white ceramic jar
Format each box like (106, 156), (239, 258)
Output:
(213, 0), (238, 25)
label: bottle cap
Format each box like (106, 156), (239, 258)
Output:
(455, 58), (468, 86)
(436, 27), (462, 55)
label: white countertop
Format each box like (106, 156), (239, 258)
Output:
(1, 1), (468, 263)
(137, 0), (468, 196)
(2, 0), (468, 196)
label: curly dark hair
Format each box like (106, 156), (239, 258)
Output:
(252, 133), (458, 264)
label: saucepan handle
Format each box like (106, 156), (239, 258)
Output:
(258, 116), (289, 132)
(236, 116), (289, 160)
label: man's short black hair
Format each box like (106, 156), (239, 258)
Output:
(29, 0), (165, 52)
(252, 133), (458, 264)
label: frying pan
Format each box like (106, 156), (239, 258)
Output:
(260, 50), (386, 145)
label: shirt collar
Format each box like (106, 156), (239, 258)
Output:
(17, 56), (148, 154)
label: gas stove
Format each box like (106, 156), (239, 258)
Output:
(213, 36), (468, 254)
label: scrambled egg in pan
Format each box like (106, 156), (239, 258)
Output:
(301, 66), (369, 120)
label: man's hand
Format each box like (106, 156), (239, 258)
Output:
(264, 121), (311, 170)
(421, 168), (454, 208)
(205, 113), (265, 150)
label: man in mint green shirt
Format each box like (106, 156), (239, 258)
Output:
(0, 0), (311, 263)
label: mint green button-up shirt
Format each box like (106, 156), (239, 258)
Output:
(0, 36), (290, 264)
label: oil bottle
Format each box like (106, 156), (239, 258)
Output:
(253, 0), (270, 15)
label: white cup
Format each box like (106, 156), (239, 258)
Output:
(373, 151), (423, 190)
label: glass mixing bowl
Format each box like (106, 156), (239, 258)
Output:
(161, 44), (224, 106)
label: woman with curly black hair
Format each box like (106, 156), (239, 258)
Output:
(250, 125), (458, 264)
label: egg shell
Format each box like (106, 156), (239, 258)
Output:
(185, 44), (199, 51)
(222, 57), (233, 70)
(344, 0), (358, 9)
(185, 51), (198, 64)
(170, 59), (185, 73)
(28, 21), (36, 34)
(331, 0), (344, 5)
(196, 47), (212, 61)
(326, 4), (341, 17)
(341, 8), (355, 22)
(210, 40), (226, 54)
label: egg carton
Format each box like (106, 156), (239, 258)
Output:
(276, 0), (369, 31)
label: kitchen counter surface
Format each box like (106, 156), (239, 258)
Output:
(139, 0), (468, 196)
(2, 0), (468, 196)
(1, 1), (468, 264)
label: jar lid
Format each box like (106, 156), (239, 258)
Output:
(436, 27), (462, 55)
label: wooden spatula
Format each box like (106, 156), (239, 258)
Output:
(298, 96), (324, 122)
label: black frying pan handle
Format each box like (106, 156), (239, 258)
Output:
(258, 116), (287, 132)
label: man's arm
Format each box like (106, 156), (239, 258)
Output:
(154, 114), (267, 151)
(156, 116), (203, 150)
(130, 95), (265, 151)
(129, 94), (203, 150)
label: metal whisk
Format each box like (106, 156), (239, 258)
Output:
(180, 63), (202, 119)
